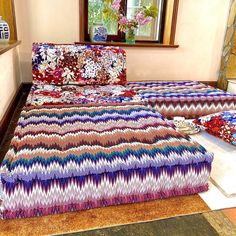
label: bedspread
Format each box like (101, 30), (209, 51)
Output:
(127, 81), (236, 118)
(0, 104), (213, 219)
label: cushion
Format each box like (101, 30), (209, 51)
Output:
(127, 81), (236, 119)
(194, 110), (236, 145)
(32, 43), (126, 85)
(26, 84), (142, 106)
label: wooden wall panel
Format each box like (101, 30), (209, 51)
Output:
(0, 0), (17, 40)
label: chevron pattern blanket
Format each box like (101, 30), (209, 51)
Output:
(127, 81), (236, 118)
(0, 104), (213, 219)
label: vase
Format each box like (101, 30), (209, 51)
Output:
(126, 28), (136, 44)
(90, 23), (108, 42)
(0, 16), (10, 43)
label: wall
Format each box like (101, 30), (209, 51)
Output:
(0, 48), (21, 121)
(14, 0), (230, 82)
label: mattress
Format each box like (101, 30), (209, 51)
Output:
(127, 81), (236, 118)
(0, 104), (213, 219)
(26, 81), (236, 119)
(26, 84), (143, 106)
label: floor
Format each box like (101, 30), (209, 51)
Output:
(57, 210), (236, 236)
(0, 92), (236, 235)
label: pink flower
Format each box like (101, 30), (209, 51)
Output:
(118, 16), (128, 25)
(136, 12), (152, 26)
(111, 0), (121, 11)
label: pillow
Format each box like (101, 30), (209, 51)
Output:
(194, 110), (236, 145)
(32, 43), (127, 86)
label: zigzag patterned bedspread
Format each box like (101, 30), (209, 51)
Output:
(0, 104), (213, 219)
(127, 81), (236, 118)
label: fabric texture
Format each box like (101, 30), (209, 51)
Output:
(194, 110), (236, 146)
(0, 104), (213, 219)
(26, 84), (142, 106)
(127, 81), (236, 119)
(32, 43), (127, 86)
(26, 80), (236, 119)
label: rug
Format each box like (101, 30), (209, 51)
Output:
(192, 131), (236, 197)
(55, 209), (236, 236)
(0, 195), (209, 236)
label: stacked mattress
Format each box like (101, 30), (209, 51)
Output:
(0, 44), (216, 220)
(26, 81), (236, 119)
(0, 104), (213, 219)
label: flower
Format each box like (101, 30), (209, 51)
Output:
(102, 1), (158, 33)
(118, 16), (128, 25)
(136, 12), (152, 26)
(111, 0), (121, 11)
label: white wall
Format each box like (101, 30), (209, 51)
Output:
(0, 48), (21, 121)
(14, 0), (230, 82)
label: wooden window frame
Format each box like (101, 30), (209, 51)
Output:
(79, 0), (179, 47)
(84, 0), (126, 42)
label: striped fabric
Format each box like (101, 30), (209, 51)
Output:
(0, 104), (213, 219)
(127, 81), (236, 118)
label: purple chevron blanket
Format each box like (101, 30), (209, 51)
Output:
(127, 81), (236, 118)
(0, 104), (213, 219)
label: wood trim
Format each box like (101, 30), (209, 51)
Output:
(0, 40), (21, 55)
(163, 0), (174, 44)
(79, 0), (85, 41)
(80, 0), (126, 42)
(170, 0), (179, 45)
(79, 0), (179, 46)
(0, 83), (31, 146)
(75, 41), (179, 48)
(0, 0), (17, 41)
(163, 0), (179, 45)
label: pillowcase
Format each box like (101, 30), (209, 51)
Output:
(194, 110), (236, 145)
(32, 43), (127, 86)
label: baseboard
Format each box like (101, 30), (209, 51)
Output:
(0, 82), (31, 146)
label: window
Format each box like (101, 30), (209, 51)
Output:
(80, 0), (179, 46)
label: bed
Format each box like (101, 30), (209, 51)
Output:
(0, 43), (214, 219)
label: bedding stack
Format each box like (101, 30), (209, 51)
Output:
(0, 43), (214, 219)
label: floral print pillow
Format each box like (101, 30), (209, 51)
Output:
(194, 110), (236, 145)
(32, 43), (127, 85)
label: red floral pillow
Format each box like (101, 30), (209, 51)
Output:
(194, 110), (236, 145)
(32, 43), (127, 85)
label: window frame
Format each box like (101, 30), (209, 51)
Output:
(79, 0), (179, 46)
(84, 0), (126, 42)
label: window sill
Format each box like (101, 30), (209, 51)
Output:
(76, 41), (179, 48)
(0, 41), (21, 56)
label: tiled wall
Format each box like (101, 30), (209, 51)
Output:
(218, 0), (236, 90)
